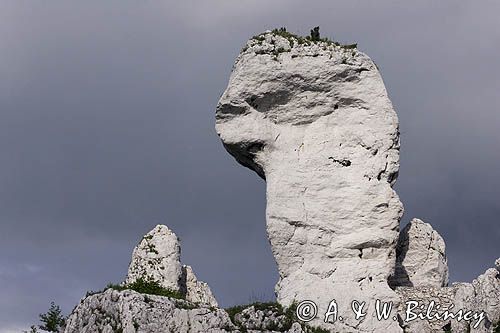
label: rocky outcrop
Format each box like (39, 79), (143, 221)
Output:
(125, 225), (217, 307)
(451, 259), (500, 333)
(216, 30), (403, 332)
(181, 265), (219, 307)
(63, 226), (498, 333)
(64, 289), (234, 333)
(395, 258), (500, 333)
(64, 288), (313, 333)
(390, 218), (448, 288)
(233, 305), (291, 331)
(396, 285), (457, 333)
(230, 304), (321, 333)
(126, 225), (182, 292)
(64, 224), (312, 333)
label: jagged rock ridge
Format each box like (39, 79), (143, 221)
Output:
(64, 225), (323, 333)
(64, 289), (233, 333)
(63, 222), (500, 333)
(397, 260), (500, 333)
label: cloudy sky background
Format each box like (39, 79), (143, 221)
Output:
(0, 1), (499, 331)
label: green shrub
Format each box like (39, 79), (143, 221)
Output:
(39, 302), (66, 332)
(86, 277), (185, 300)
(310, 26), (320, 41)
(271, 26), (350, 49)
(108, 277), (185, 299)
(225, 304), (246, 325)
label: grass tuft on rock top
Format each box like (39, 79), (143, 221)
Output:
(247, 26), (356, 51)
(87, 277), (184, 300)
(109, 277), (184, 299)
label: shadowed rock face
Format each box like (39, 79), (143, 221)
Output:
(216, 31), (404, 331)
(390, 218), (449, 288)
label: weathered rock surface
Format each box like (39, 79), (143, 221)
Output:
(390, 218), (448, 288)
(451, 259), (500, 333)
(216, 30), (403, 331)
(233, 304), (291, 332)
(396, 285), (457, 333)
(63, 288), (314, 333)
(126, 224), (182, 292)
(63, 289), (234, 333)
(126, 224), (217, 307)
(64, 224), (313, 333)
(181, 265), (219, 307)
(396, 258), (500, 333)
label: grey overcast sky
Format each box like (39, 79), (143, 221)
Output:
(0, 1), (499, 331)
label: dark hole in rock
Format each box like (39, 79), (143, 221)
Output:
(328, 157), (351, 167)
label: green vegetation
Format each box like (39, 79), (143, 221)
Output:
(145, 242), (159, 254)
(244, 26), (357, 59)
(225, 301), (331, 333)
(269, 27), (307, 46)
(226, 302), (288, 332)
(270, 27), (337, 46)
(106, 277), (185, 299)
(38, 302), (66, 332)
(85, 276), (185, 300)
(225, 304), (246, 324)
(310, 26), (320, 41)
(494, 321), (500, 333)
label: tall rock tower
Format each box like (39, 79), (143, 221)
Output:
(216, 30), (404, 332)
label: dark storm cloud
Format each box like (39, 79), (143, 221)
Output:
(0, 1), (499, 331)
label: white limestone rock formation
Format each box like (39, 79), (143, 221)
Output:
(125, 224), (218, 307)
(216, 30), (403, 331)
(451, 258), (500, 333)
(64, 289), (234, 333)
(126, 224), (182, 292)
(181, 265), (219, 307)
(233, 303), (291, 332)
(396, 258), (500, 333)
(390, 218), (448, 288)
(64, 224), (315, 333)
(396, 286), (457, 333)
(63, 288), (312, 333)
